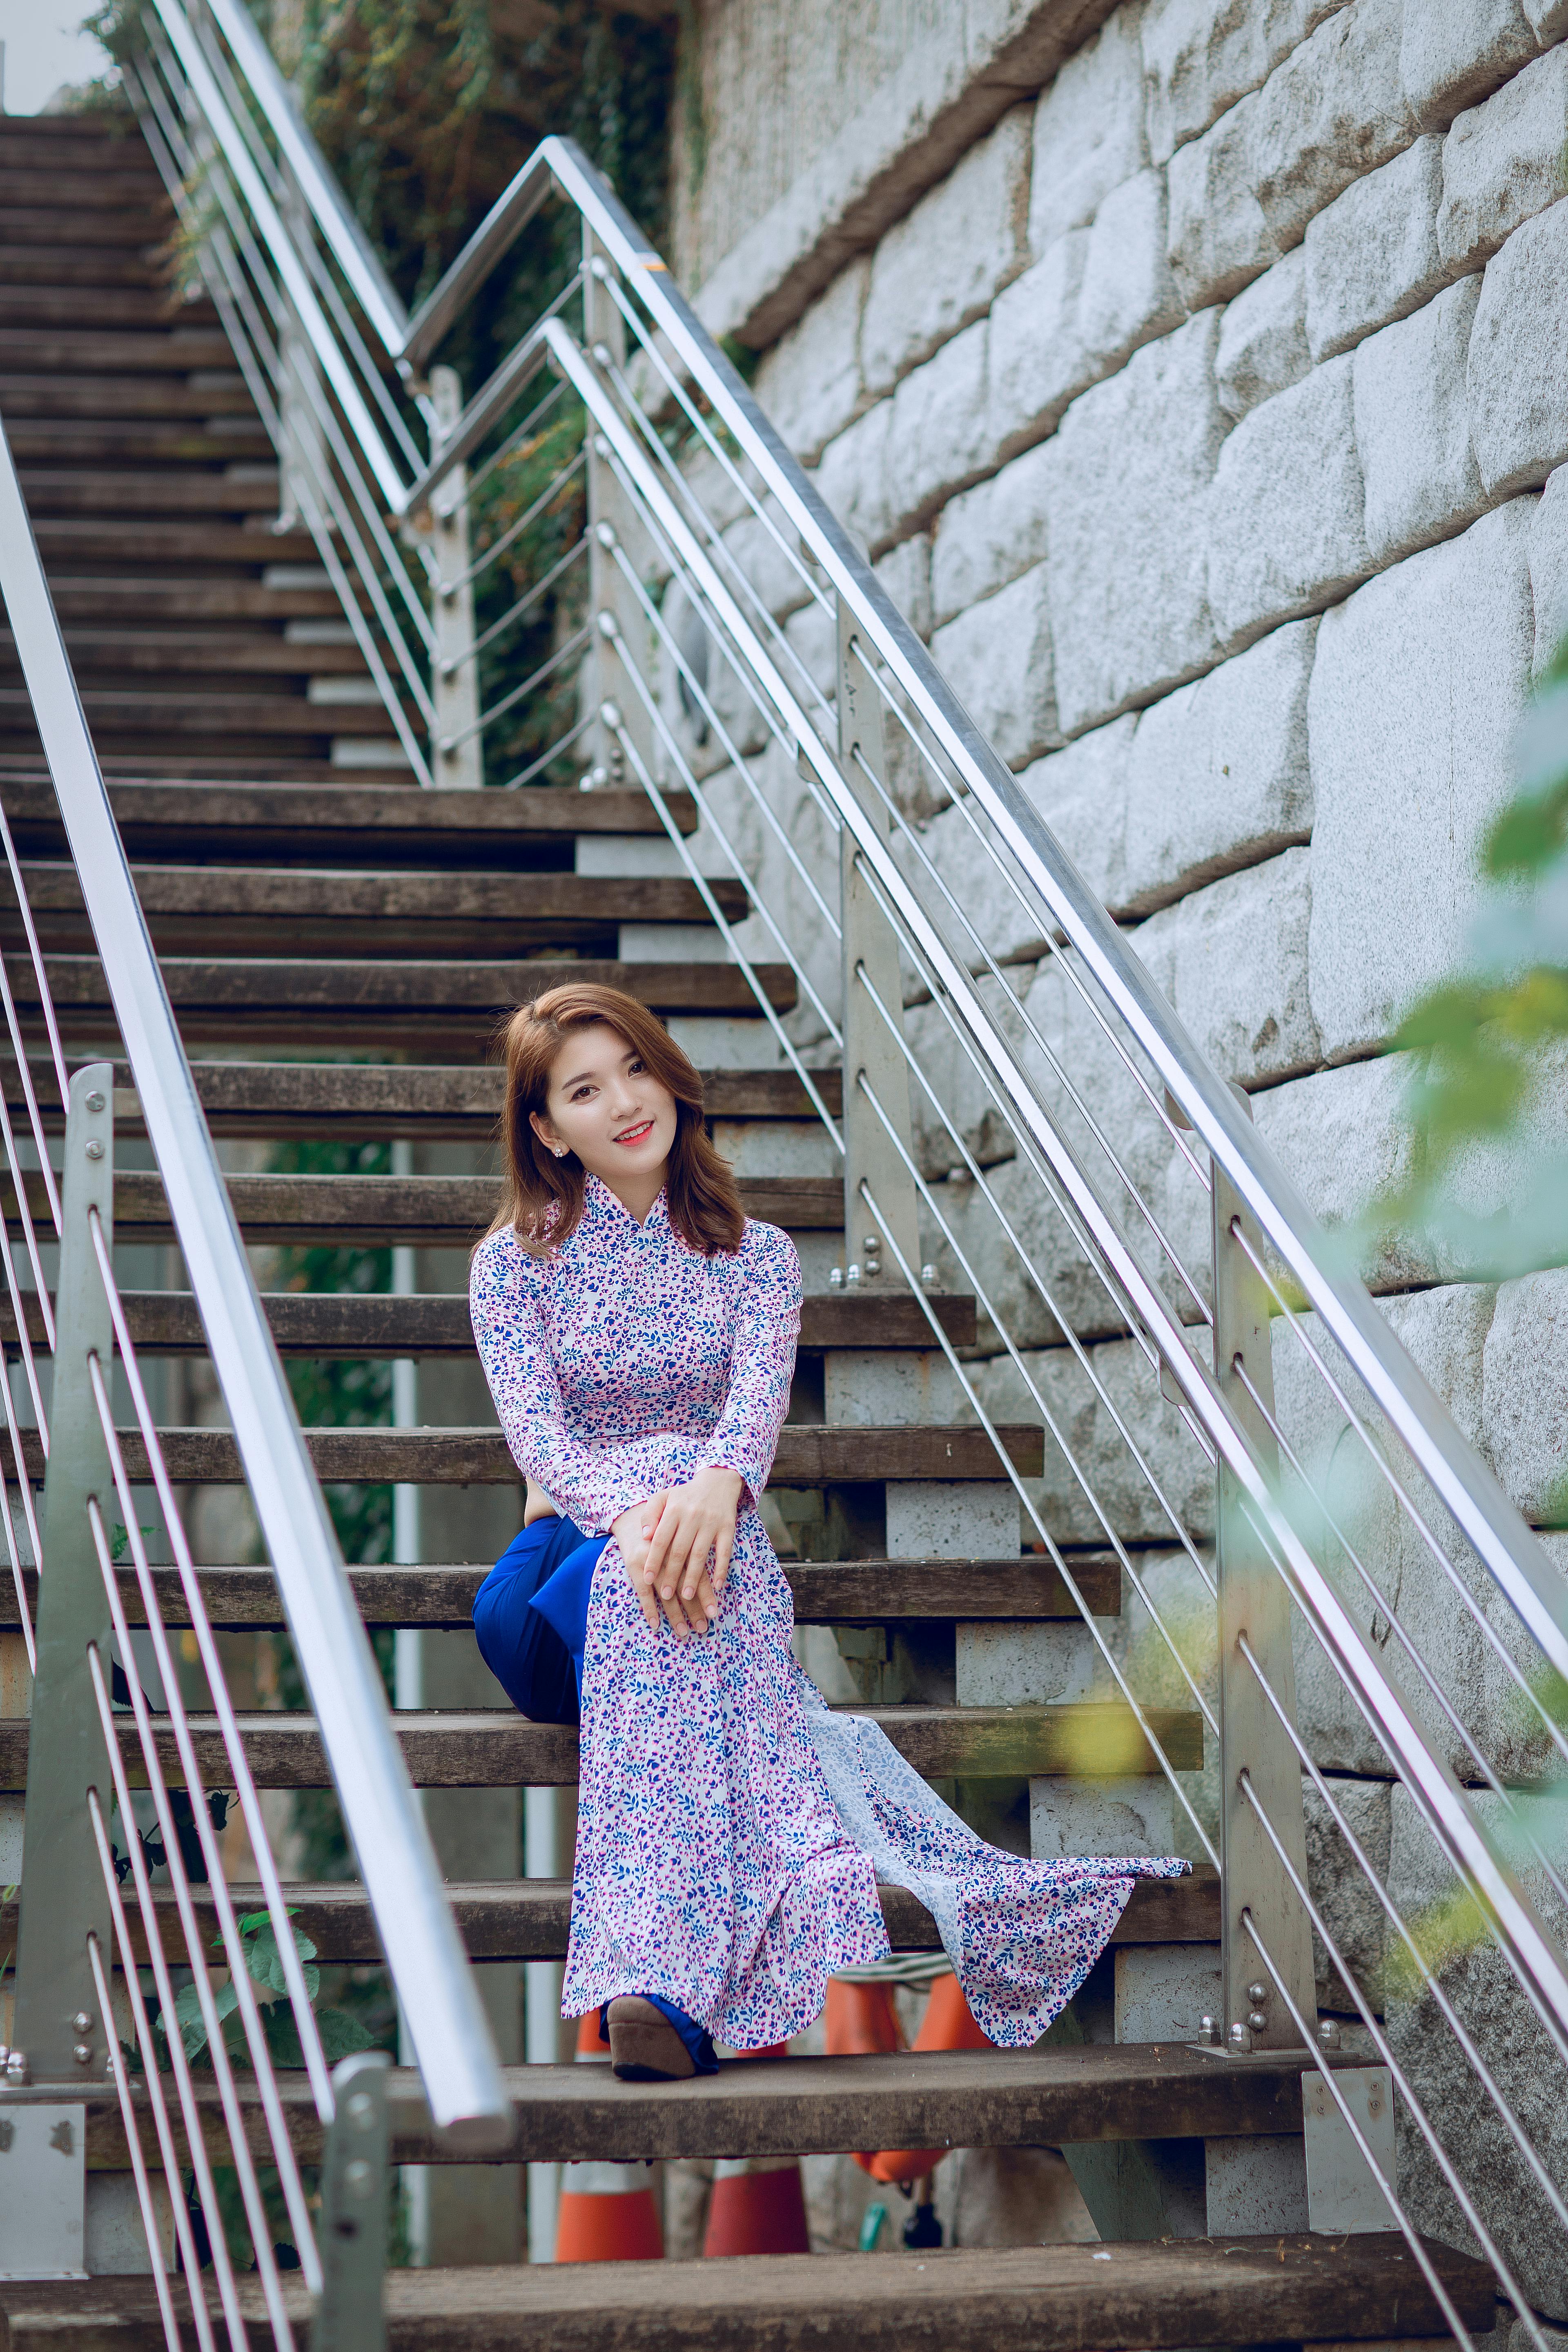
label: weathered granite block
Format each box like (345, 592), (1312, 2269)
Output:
(1029, 4), (1149, 253)
(1304, 1775), (1391, 2013)
(1439, 44), (1568, 276)
(983, 234), (1096, 463)
(1166, 0), (1412, 312)
(1307, 499), (1535, 1058)
(1131, 846), (1321, 1085)
(860, 105), (1033, 399)
(1252, 1053), (1428, 1288)
(930, 560), (1059, 771)
(814, 396), (896, 560)
(1399, 0), (1540, 132)
(872, 532), (932, 640)
(1046, 309), (1228, 734)
(1167, 81), (1278, 310)
(1530, 462), (1568, 672)
(1483, 1268), (1568, 1526)
(752, 256), (869, 466)
(1250, 0), (1414, 254)
(969, 1338), (1217, 1547)
(931, 439), (1055, 630)
(722, 501), (819, 624)
(884, 315), (993, 541)
(1470, 196), (1568, 499)
(1207, 354), (1371, 647)
(1077, 167), (1187, 373)
(1214, 245), (1311, 419)
(1303, 134), (1449, 361)
(1015, 711), (1140, 913)
(1385, 1782), (1568, 2319)
(783, 594), (837, 699)
(1353, 276), (1486, 567)
(1118, 615), (1316, 914)
(904, 971), (1033, 1179)
(1140, 0), (1350, 171)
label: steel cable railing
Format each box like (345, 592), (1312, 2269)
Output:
(104, 12), (1568, 2319)
(0, 403), (510, 2305)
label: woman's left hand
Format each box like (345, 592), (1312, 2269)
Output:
(639, 1465), (745, 1628)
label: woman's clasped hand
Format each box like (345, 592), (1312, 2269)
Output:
(612, 1462), (745, 1639)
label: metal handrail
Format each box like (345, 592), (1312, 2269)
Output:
(0, 414), (511, 2149)
(126, 2), (1568, 1703)
(127, 0), (1568, 2119)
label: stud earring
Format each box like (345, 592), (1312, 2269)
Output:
(553, 1147), (567, 1159)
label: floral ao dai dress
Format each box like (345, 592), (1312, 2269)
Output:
(469, 1174), (1185, 2051)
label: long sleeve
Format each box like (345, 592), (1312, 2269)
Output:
(698, 1222), (802, 1506)
(470, 1232), (699, 1534)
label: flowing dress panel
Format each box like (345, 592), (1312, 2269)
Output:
(469, 1177), (1187, 2051)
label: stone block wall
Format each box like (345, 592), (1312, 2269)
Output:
(673, 0), (1568, 2290)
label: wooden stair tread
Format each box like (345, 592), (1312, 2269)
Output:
(0, 687), (402, 739)
(0, 372), (257, 418)
(9, 860), (751, 952)
(0, 631), (374, 676)
(0, 2236), (1497, 2352)
(0, 1553), (1117, 1631)
(0, 1697), (1196, 1791)
(41, 1866), (1208, 1967)
(0, 328), (232, 374)
(43, 2045), (1359, 2171)
(15, 471), (273, 516)
(1, 955), (792, 1042)
(0, 777), (696, 858)
(0, 1420), (1044, 1488)
(0, 1279), (963, 1353)
(4, 1166), (843, 1241)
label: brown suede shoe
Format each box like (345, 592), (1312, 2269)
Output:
(606, 1996), (697, 2081)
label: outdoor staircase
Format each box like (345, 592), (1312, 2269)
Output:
(0, 102), (1505, 2352)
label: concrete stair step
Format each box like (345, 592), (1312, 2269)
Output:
(4, 1165), (842, 1242)
(10, 859), (750, 956)
(1, 1551), (1112, 1635)
(14, 1866), (1212, 1967)
(0, 2236), (1497, 2352)
(2, 953), (791, 1049)
(0, 1421), (1045, 1490)
(0, 777), (691, 864)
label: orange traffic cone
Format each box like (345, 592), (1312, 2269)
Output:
(863, 1972), (991, 2187)
(703, 2043), (811, 2256)
(555, 2011), (664, 2263)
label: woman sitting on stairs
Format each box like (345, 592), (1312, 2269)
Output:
(468, 980), (1185, 2083)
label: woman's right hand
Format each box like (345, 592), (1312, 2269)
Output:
(612, 1494), (717, 1639)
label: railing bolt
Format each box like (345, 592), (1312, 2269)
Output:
(1198, 2015), (1221, 2046)
(71, 2013), (91, 2035)
(84, 1140), (104, 1162)
(1246, 2010), (1268, 2032)
(594, 520), (618, 549)
(84, 1093), (104, 1115)
(1246, 1982), (1268, 2004)
(1318, 2018), (1342, 2051)
(595, 610), (619, 640)
(846, 1263), (861, 1286)
(920, 1263), (937, 1285)
(828, 1266), (843, 1289)
(1227, 2022), (1252, 2054)
(72, 2043), (93, 2067)
(6, 2050), (29, 2083)
(590, 342), (612, 368)
(599, 700), (624, 731)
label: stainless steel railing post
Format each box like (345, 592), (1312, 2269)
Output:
(836, 597), (920, 1289)
(426, 365), (483, 791)
(1211, 1085), (1317, 2051)
(8, 1064), (116, 2094)
(584, 240), (653, 790)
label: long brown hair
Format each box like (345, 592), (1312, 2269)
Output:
(485, 982), (746, 1256)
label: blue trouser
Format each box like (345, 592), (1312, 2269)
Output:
(472, 1516), (719, 2068)
(471, 1514), (605, 1726)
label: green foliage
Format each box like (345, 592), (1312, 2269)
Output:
(156, 1907), (372, 2070)
(1359, 666), (1568, 1287)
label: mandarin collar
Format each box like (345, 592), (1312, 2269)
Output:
(582, 1171), (670, 1238)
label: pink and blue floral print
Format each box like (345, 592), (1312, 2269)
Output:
(470, 1174), (1186, 2051)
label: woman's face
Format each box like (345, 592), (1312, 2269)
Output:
(530, 1022), (679, 1210)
